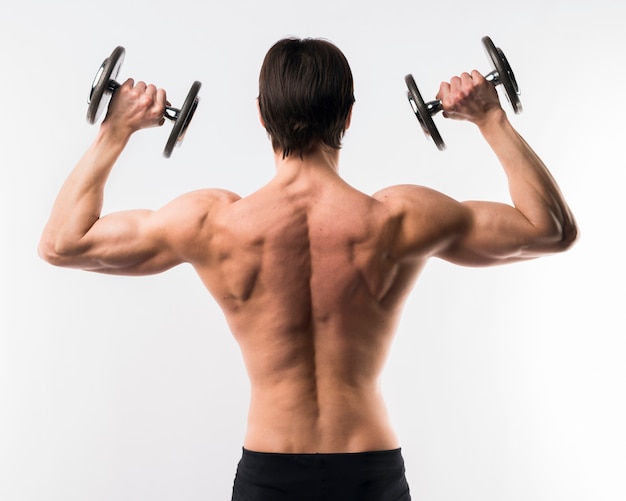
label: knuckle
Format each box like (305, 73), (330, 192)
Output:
(138, 94), (152, 106)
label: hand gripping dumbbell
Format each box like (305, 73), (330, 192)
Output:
(405, 36), (521, 151)
(87, 46), (201, 158)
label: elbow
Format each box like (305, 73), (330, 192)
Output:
(38, 233), (80, 267)
(552, 210), (579, 252)
(38, 237), (64, 266)
(537, 216), (579, 254)
(559, 219), (579, 252)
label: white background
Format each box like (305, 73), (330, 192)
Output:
(1, 1), (624, 500)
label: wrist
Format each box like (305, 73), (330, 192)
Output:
(476, 107), (510, 137)
(82, 122), (130, 173)
(98, 120), (133, 148)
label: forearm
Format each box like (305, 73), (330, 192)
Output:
(39, 124), (130, 262)
(478, 110), (577, 251)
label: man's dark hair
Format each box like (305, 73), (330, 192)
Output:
(258, 38), (355, 158)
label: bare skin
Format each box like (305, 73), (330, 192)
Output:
(39, 72), (577, 454)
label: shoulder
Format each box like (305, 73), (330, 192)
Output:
(158, 188), (241, 222)
(154, 188), (241, 252)
(372, 184), (471, 258)
(373, 184), (462, 215)
(169, 188), (242, 208)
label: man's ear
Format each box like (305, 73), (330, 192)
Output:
(345, 105), (353, 131)
(256, 99), (266, 128)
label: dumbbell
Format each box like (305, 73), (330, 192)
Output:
(405, 36), (522, 151)
(87, 46), (201, 158)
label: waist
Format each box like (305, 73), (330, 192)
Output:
(240, 446), (405, 465)
(241, 446), (404, 462)
(245, 396), (398, 453)
(243, 418), (399, 453)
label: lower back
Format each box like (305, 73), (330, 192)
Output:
(242, 373), (400, 453)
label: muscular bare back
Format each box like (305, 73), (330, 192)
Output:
(39, 65), (576, 461)
(189, 160), (425, 453)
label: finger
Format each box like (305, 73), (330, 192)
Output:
(460, 72), (473, 90)
(156, 88), (167, 108)
(471, 69), (486, 83)
(120, 77), (135, 89)
(449, 75), (462, 93)
(446, 76), (463, 106)
(436, 81), (450, 101)
(154, 88), (167, 126)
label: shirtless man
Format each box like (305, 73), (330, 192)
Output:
(39, 38), (577, 500)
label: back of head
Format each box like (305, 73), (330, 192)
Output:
(258, 38), (355, 158)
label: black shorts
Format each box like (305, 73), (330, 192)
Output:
(231, 447), (411, 501)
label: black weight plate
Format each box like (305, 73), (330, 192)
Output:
(405, 74), (445, 151)
(87, 46), (125, 124)
(163, 80), (201, 158)
(481, 36), (522, 114)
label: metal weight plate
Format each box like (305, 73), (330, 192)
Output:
(87, 46), (125, 124)
(481, 36), (522, 114)
(405, 74), (445, 151)
(163, 80), (202, 158)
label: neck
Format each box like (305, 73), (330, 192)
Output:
(274, 146), (341, 176)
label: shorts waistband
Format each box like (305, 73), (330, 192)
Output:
(242, 447), (402, 457)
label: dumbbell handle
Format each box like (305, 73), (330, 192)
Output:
(104, 80), (181, 121)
